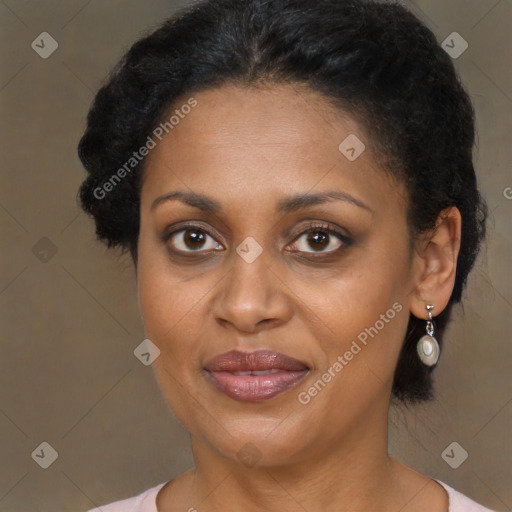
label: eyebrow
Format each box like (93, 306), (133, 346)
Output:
(150, 190), (373, 214)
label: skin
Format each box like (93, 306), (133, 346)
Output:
(136, 84), (461, 512)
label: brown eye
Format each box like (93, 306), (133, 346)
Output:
(288, 224), (349, 254)
(168, 227), (223, 253)
(305, 231), (331, 251)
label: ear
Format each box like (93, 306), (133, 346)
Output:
(409, 207), (462, 320)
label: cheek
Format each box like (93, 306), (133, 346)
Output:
(138, 271), (207, 358)
(290, 247), (409, 327)
(136, 245), (219, 436)
(136, 233), (199, 353)
(293, 282), (409, 420)
(294, 274), (407, 373)
(293, 240), (412, 378)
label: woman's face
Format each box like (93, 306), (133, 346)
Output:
(137, 84), (419, 467)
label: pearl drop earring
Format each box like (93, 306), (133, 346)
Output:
(416, 304), (440, 366)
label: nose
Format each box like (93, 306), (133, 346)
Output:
(212, 244), (293, 334)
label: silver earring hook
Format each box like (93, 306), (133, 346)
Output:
(426, 304), (434, 337)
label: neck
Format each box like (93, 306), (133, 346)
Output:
(181, 402), (398, 511)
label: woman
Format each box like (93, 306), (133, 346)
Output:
(78, 0), (493, 510)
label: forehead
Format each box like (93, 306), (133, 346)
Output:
(141, 84), (406, 215)
(148, 84), (363, 161)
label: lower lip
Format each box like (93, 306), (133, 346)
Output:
(206, 370), (309, 402)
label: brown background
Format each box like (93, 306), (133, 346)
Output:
(0, 1), (510, 511)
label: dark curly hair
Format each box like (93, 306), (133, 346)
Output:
(77, 0), (487, 403)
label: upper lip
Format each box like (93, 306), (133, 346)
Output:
(204, 350), (309, 372)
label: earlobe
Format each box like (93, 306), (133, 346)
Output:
(409, 206), (462, 319)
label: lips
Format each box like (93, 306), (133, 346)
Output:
(204, 350), (309, 402)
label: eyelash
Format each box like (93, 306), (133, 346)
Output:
(162, 221), (351, 257)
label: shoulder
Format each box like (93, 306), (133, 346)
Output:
(86, 482), (167, 512)
(436, 480), (497, 512)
